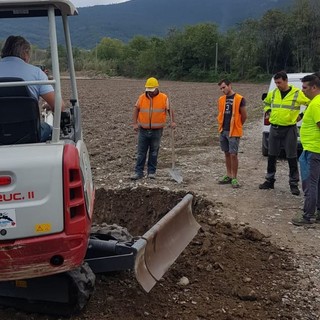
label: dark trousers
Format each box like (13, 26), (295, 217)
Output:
(299, 151), (320, 218)
(266, 124), (299, 185)
(269, 125), (297, 158)
(265, 155), (299, 186)
(135, 128), (163, 176)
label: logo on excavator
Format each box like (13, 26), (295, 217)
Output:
(0, 210), (16, 227)
(0, 191), (35, 202)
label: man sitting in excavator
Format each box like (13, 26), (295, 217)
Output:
(0, 35), (65, 141)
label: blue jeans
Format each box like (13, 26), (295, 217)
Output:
(135, 128), (163, 176)
(40, 122), (52, 142)
(299, 150), (320, 218)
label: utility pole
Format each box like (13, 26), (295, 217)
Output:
(215, 42), (218, 74)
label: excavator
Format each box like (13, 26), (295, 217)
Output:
(0, 0), (200, 315)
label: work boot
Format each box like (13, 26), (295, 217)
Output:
(290, 185), (300, 196)
(259, 180), (274, 190)
(130, 173), (143, 180)
(292, 213), (314, 227)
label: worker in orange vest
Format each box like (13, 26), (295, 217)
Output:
(131, 77), (176, 180)
(217, 79), (247, 188)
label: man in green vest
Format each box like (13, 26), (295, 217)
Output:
(259, 71), (309, 195)
(292, 73), (320, 226)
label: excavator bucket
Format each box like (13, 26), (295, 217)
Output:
(133, 194), (200, 292)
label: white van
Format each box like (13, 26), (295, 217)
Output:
(261, 73), (310, 156)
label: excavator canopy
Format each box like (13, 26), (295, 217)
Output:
(0, 0), (77, 17)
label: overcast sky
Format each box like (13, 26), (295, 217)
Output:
(72, 0), (129, 7)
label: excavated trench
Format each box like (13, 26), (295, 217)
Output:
(93, 186), (213, 236)
(86, 186), (301, 320)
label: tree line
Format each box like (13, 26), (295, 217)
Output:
(40, 0), (319, 82)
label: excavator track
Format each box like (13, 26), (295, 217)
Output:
(0, 263), (95, 316)
(0, 225), (133, 316)
(0, 225), (132, 316)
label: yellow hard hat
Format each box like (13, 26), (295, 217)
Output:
(145, 77), (159, 91)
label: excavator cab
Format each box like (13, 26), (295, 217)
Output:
(0, 0), (200, 315)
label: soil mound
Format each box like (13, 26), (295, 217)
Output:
(80, 187), (298, 320)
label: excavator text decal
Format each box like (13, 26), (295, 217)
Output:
(0, 191), (35, 202)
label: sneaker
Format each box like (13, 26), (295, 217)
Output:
(290, 185), (300, 196)
(219, 175), (232, 184)
(292, 213), (314, 226)
(259, 180), (274, 190)
(148, 173), (156, 179)
(231, 178), (240, 188)
(130, 173), (143, 180)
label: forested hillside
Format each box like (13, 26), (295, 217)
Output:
(73, 0), (294, 46)
(0, 0), (294, 48)
(0, 0), (317, 81)
(66, 0), (319, 81)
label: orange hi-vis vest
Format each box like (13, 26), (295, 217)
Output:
(137, 92), (168, 129)
(217, 93), (244, 137)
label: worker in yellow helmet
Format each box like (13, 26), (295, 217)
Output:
(131, 77), (176, 180)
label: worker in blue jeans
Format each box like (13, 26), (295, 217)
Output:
(135, 128), (163, 179)
(292, 73), (320, 226)
(131, 77), (175, 180)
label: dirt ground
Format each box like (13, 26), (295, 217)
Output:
(1, 78), (320, 319)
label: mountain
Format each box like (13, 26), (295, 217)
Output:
(0, 0), (295, 49)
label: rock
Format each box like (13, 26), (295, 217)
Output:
(236, 288), (258, 301)
(206, 264), (213, 271)
(269, 293), (281, 302)
(242, 226), (265, 241)
(178, 276), (190, 286)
